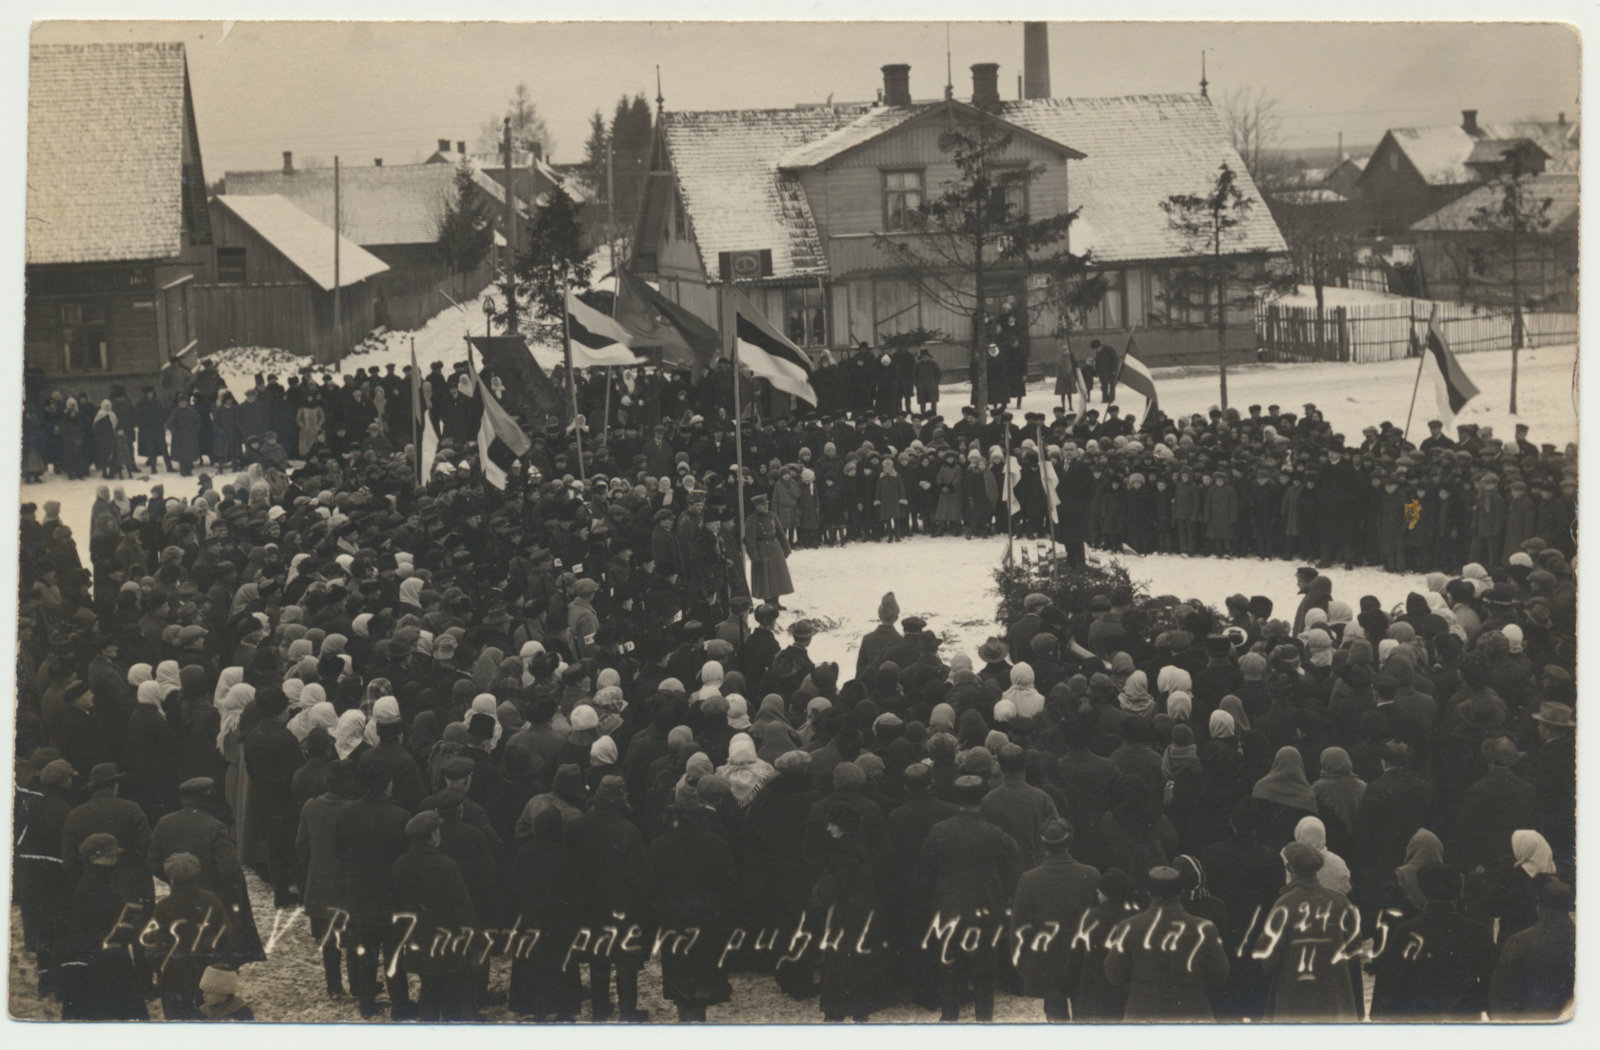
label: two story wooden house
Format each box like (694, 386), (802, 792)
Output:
(629, 62), (1287, 378)
(24, 42), (211, 394)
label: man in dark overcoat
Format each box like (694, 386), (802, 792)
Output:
(1104, 865), (1229, 1020)
(567, 776), (653, 1021)
(149, 777), (264, 964)
(61, 762), (154, 910)
(1009, 817), (1101, 1021)
(647, 792), (737, 1021)
(241, 686), (304, 907)
(334, 756), (412, 1018)
(391, 810), (479, 1021)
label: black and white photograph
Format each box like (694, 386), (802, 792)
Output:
(7, 10), (1585, 1029)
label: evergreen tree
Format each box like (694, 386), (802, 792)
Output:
(434, 161), (494, 294)
(495, 186), (591, 341)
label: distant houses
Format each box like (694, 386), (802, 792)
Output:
(1410, 172), (1579, 311)
(24, 42), (212, 391)
(630, 62), (1288, 372)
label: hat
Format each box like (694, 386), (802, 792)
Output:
(405, 811), (443, 839)
(440, 755), (476, 779)
(575, 579), (601, 598)
(953, 774), (986, 805)
(468, 712), (496, 739)
(1481, 736), (1525, 767)
(1040, 817), (1071, 847)
(85, 763), (125, 791)
(789, 619), (816, 640)
(1531, 701), (1575, 728)
(432, 786), (467, 809)
(1147, 866), (1185, 894)
(1282, 842), (1325, 876)
(878, 592), (900, 622)
(79, 832), (123, 863)
(39, 759), (76, 788)
(179, 776), (215, 794)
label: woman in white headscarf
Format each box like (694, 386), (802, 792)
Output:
(364, 695), (402, 748)
(693, 661), (726, 707)
(214, 666), (245, 704)
(216, 681), (255, 857)
(333, 710), (368, 762)
(717, 732), (775, 808)
(287, 701), (339, 743)
(1293, 815), (1352, 895)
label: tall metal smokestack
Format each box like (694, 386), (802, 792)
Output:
(1023, 22), (1051, 100)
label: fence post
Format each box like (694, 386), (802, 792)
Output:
(1336, 306), (1349, 362)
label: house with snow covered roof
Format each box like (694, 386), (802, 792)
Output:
(1356, 109), (1579, 235)
(629, 62), (1287, 372)
(424, 139), (587, 208)
(24, 41), (211, 389)
(1410, 172), (1579, 311)
(221, 156), (503, 331)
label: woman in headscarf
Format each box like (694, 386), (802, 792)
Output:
(675, 752), (716, 797)
(332, 710), (368, 762)
(216, 681), (255, 857)
(287, 701), (338, 743)
(1249, 746), (1319, 847)
(1172, 854), (1229, 939)
(1163, 724), (1206, 849)
(506, 808), (587, 1020)
(124, 679), (181, 820)
(398, 576), (425, 614)
(750, 694), (800, 764)
(1310, 747), (1366, 858)
(155, 660), (183, 700)
(471, 646), (505, 692)
(1485, 829), (1559, 943)
(584, 735), (621, 794)
(1117, 671), (1156, 718)
(716, 733), (775, 809)
(1155, 666), (1193, 706)
(1293, 816), (1352, 896)
(1002, 663), (1046, 719)
(1391, 828), (1445, 916)
(692, 661), (725, 707)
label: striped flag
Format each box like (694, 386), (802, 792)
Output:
(734, 309), (818, 406)
(614, 268), (721, 375)
(1039, 445), (1060, 524)
(466, 354), (531, 490)
(566, 290), (644, 368)
(1117, 334), (1159, 421)
(1421, 315), (1479, 423)
(1061, 334), (1092, 410)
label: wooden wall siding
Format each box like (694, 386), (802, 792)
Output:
(23, 262), (169, 377)
(191, 282), (317, 358)
(209, 205), (306, 285)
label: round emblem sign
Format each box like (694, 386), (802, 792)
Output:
(732, 252), (762, 278)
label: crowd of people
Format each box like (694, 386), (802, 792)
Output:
(11, 350), (1578, 1025)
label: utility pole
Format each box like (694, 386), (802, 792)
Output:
(1509, 161), (1523, 415)
(502, 116), (518, 335)
(332, 155), (341, 367)
(607, 136), (617, 281)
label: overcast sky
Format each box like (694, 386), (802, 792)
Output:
(25, 19), (1583, 174)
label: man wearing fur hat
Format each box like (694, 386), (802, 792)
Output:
(856, 592), (903, 679)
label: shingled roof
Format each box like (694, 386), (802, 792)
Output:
(662, 105), (875, 280)
(1411, 172), (1580, 234)
(999, 94), (1287, 263)
(222, 163), (459, 247)
(215, 195), (390, 290)
(27, 42), (192, 265)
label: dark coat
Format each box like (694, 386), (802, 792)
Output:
(1488, 911), (1575, 1020)
(1370, 904), (1495, 1020)
(1011, 853), (1101, 1000)
(567, 802), (652, 944)
(122, 704), (181, 820)
(390, 841), (478, 975)
(647, 810), (736, 1008)
(856, 623), (902, 679)
(62, 865), (149, 1020)
(295, 793), (347, 932)
(242, 719), (305, 827)
(918, 809), (1022, 917)
(149, 802), (264, 963)
(739, 773), (821, 923)
(1254, 876), (1360, 1021)
(333, 794), (410, 925)
(1105, 899), (1229, 1020)
(62, 791), (154, 905)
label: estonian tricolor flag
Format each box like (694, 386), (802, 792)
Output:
(1422, 316), (1479, 423)
(566, 291), (645, 368)
(1116, 334), (1159, 421)
(734, 310), (818, 406)
(467, 355), (531, 490)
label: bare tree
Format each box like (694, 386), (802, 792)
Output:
(1217, 85), (1292, 196)
(1467, 168), (1554, 413)
(476, 82), (554, 157)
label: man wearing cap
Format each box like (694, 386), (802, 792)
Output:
(764, 619), (818, 700)
(856, 592), (903, 679)
(567, 577), (601, 659)
(391, 810), (479, 1021)
(744, 492), (795, 608)
(1488, 877), (1575, 1020)
(647, 779), (737, 1021)
(334, 756), (413, 1018)
(1370, 863), (1495, 1020)
(18, 758), (77, 998)
(740, 603), (782, 689)
(918, 774), (1023, 1021)
(63, 833), (149, 1020)
(243, 686), (306, 909)
(1105, 865), (1229, 1020)
(1255, 842), (1359, 1021)
(981, 744), (1060, 869)
(61, 762), (154, 909)
(150, 777), (265, 965)
(1009, 816), (1100, 1021)
(1523, 700), (1576, 872)
(150, 852), (234, 1019)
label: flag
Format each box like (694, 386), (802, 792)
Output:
(1421, 315), (1479, 423)
(466, 354), (531, 490)
(1117, 334), (1159, 420)
(1060, 333), (1092, 409)
(409, 342), (425, 484)
(1038, 440), (1060, 524)
(734, 308), (818, 406)
(469, 336), (563, 421)
(1003, 454), (1023, 515)
(566, 291), (644, 368)
(614, 268), (722, 375)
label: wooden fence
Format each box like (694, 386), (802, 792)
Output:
(1257, 299), (1577, 364)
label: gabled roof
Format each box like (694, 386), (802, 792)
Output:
(222, 163), (459, 246)
(778, 100), (1084, 170)
(1465, 138), (1550, 166)
(998, 94), (1287, 263)
(215, 195), (389, 290)
(1368, 120), (1579, 187)
(426, 148), (588, 202)
(662, 104), (876, 280)
(27, 42), (192, 265)
(1411, 172), (1579, 234)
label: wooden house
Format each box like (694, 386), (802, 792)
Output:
(1411, 172), (1579, 311)
(193, 194), (390, 363)
(630, 63), (1287, 377)
(24, 42), (211, 394)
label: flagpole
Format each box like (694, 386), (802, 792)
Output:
(1402, 304), (1435, 444)
(562, 292), (586, 480)
(601, 366), (613, 446)
(1003, 415), (1015, 566)
(1038, 419), (1058, 560)
(732, 293), (747, 559)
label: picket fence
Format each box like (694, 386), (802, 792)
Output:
(1257, 299), (1578, 364)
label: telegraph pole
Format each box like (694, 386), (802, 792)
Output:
(332, 156), (341, 367)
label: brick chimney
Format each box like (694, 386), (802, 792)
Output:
(438, 138), (450, 153)
(457, 141), (467, 153)
(1023, 22), (1051, 100)
(1462, 109), (1480, 136)
(882, 64), (911, 107)
(971, 63), (1001, 110)
(374, 158), (383, 167)
(282, 151), (293, 174)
